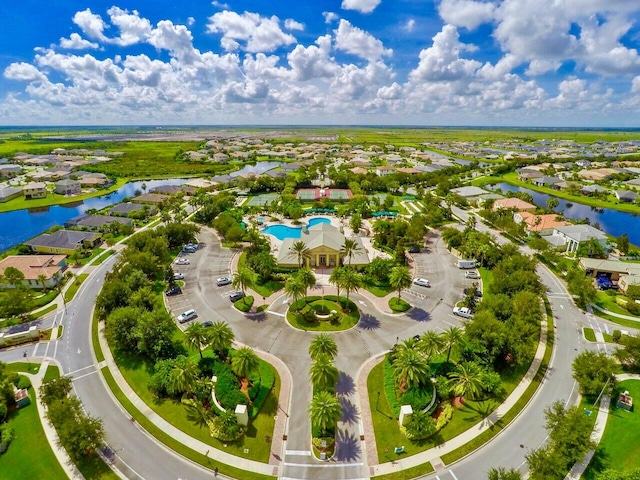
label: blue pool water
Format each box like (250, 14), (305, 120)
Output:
(263, 217), (331, 240)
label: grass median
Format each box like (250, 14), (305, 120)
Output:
(64, 273), (89, 304)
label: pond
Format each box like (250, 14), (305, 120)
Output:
(487, 183), (640, 244)
(0, 178), (187, 252)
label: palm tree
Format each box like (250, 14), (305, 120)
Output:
(289, 240), (311, 268)
(309, 354), (339, 391)
(168, 356), (199, 396)
(186, 398), (213, 429)
(284, 275), (307, 311)
(209, 321), (235, 360)
(309, 334), (338, 361)
(297, 267), (316, 298)
(340, 268), (362, 304)
(340, 238), (362, 267)
(308, 391), (342, 436)
(392, 348), (430, 391)
(37, 273), (47, 290)
(184, 323), (211, 359)
(442, 326), (465, 363)
(389, 265), (412, 299)
(232, 267), (254, 294)
(448, 362), (483, 400)
(329, 267), (347, 297)
(419, 330), (445, 359)
(231, 346), (260, 380)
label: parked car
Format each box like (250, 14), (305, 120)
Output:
(216, 276), (232, 286)
(230, 290), (245, 302)
(597, 276), (614, 290)
(183, 244), (197, 253)
(453, 306), (474, 319)
(173, 273), (184, 280)
(408, 246), (421, 253)
(165, 285), (182, 296)
(177, 309), (197, 323)
(464, 287), (483, 297)
(202, 321), (213, 327)
(464, 271), (480, 279)
(175, 258), (190, 265)
(457, 259), (477, 269)
(413, 278), (431, 287)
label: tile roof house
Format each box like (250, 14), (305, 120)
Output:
(276, 223), (370, 268)
(24, 230), (102, 255)
(514, 212), (569, 235)
(492, 198), (536, 212)
(0, 255), (67, 289)
(132, 193), (170, 205)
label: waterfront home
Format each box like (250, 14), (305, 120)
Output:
(150, 184), (183, 195)
(54, 178), (81, 195)
(23, 182), (48, 199)
(450, 186), (490, 201)
(109, 202), (156, 217)
(0, 164), (22, 177)
(615, 190), (639, 203)
(184, 178), (217, 191)
(531, 176), (562, 188)
(0, 254), (67, 289)
(580, 184), (608, 196)
(551, 225), (608, 254)
(552, 181), (581, 191)
(517, 169), (544, 181)
(0, 186), (23, 202)
(492, 198), (536, 212)
(277, 223), (370, 268)
(65, 214), (133, 230)
(24, 230), (102, 255)
(514, 212), (569, 236)
(132, 193), (170, 205)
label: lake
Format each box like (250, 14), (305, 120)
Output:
(0, 179), (187, 252)
(488, 183), (640, 244)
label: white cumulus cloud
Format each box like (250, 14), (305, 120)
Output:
(334, 19), (392, 61)
(403, 19), (416, 32)
(59, 33), (99, 50)
(72, 9), (108, 41)
(341, 0), (382, 14)
(438, 0), (495, 30)
(285, 19), (305, 31)
(4, 62), (47, 82)
(323, 11), (339, 24)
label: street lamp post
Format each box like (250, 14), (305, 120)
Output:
(376, 391), (380, 411)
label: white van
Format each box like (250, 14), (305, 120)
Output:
(177, 309), (197, 323)
(457, 260), (476, 269)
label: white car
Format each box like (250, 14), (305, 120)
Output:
(177, 309), (197, 324)
(173, 273), (184, 280)
(453, 306), (474, 319)
(216, 277), (232, 286)
(413, 278), (431, 288)
(464, 271), (480, 279)
(175, 258), (190, 265)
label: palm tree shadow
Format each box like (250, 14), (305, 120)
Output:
(333, 429), (362, 462)
(358, 314), (380, 330)
(406, 308), (431, 322)
(339, 397), (360, 425)
(247, 312), (267, 323)
(335, 371), (355, 396)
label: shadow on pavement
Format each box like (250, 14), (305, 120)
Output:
(246, 312), (267, 323)
(335, 371), (355, 396)
(333, 429), (362, 462)
(338, 397), (360, 425)
(358, 314), (380, 330)
(406, 308), (431, 322)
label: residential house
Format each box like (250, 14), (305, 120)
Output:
(531, 176), (562, 188)
(517, 170), (544, 181)
(553, 181), (581, 191)
(132, 193), (170, 205)
(24, 230), (102, 255)
(492, 198), (536, 212)
(0, 186), (23, 202)
(65, 214), (133, 230)
(376, 166), (396, 177)
(580, 184), (608, 196)
(395, 168), (422, 175)
(350, 167), (369, 175)
(579, 258), (640, 282)
(276, 223), (370, 268)
(615, 190), (639, 203)
(449, 186), (490, 202)
(0, 165), (22, 177)
(618, 273), (640, 295)
(577, 168), (616, 181)
(149, 185), (183, 195)
(213, 152), (229, 162)
(0, 255), (67, 289)
(514, 212), (569, 236)
(551, 225), (608, 254)
(54, 178), (81, 195)
(184, 178), (217, 191)
(109, 202), (155, 217)
(23, 182), (47, 199)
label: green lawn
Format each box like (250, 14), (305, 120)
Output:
(92, 249), (116, 265)
(234, 295), (255, 312)
(388, 297), (411, 312)
(593, 310), (640, 329)
(286, 295), (360, 331)
(585, 380), (640, 477)
(363, 280), (396, 298)
(0, 384), (68, 480)
(64, 273), (89, 303)
(595, 291), (640, 319)
(237, 251), (283, 297)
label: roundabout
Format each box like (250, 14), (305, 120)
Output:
(286, 296), (360, 332)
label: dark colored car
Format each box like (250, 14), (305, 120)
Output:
(464, 287), (483, 297)
(202, 321), (213, 327)
(408, 246), (421, 253)
(230, 290), (245, 302)
(165, 285), (182, 296)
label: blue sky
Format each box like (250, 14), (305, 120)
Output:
(2, 0), (640, 126)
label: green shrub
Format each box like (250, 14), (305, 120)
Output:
(434, 375), (452, 399)
(389, 297), (411, 312)
(605, 289), (617, 297)
(212, 361), (248, 410)
(16, 376), (31, 390)
(0, 401), (6, 422)
(435, 401), (454, 430)
(402, 411), (437, 440)
(627, 301), (640, 316)
(626, 285), (640, 300)
(612, 330), (622, 343)
(383, 360), (402, 418)
(400, 385), (434, 412)
(234, 296), (254, 312)
(0, 424), (15, 443)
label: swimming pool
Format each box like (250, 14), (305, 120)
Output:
(263, 217), (331, 240)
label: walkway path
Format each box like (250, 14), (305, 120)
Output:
(591, 303), (640, 322)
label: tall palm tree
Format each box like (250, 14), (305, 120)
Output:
(329, 267), (347, 298)
(284, 275), (307, 311)
(297, 267), (316, 298)
(289, 240), (311, 268)
(392, 348), (430, 391)
(442, 326), (465, 363)
(309, 334), (338, 361)
(340, 268), (362, 304)
(168, 356), (199, 396)
(309, 354), (339, 391)
(209, 321), (235, 360)
(232, 267), (254, 294)
(308, 391), (342, 436)
(231, 346), (260, 380)
(389, 265), (412, 299)
(340, 238), (362, 267)
(184, 323), (211, 359)
(419, 330), (445, 359)
(448, 362), (483, 400)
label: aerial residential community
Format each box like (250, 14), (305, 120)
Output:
(2, 1), (640, 480)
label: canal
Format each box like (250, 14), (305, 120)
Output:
(0, 178), (186, 252)
(487, 183), (640, 245)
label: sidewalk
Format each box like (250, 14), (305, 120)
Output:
(364, 316), (549, 476)
(591, 303), (640, 323)
(96, 320), (283, 477)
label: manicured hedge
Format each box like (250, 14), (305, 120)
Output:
(212, 361), (248, 410)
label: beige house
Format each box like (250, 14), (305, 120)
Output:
(0, 255), (67, 289)
(514, 211), (569, 236)
(492, 198), (537, 212)
(277, 223), (370, 268)
(54, 178), (81, 195)
(23, 182), (48, 199)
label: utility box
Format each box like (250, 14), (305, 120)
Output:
(399, 405), (413, 426)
